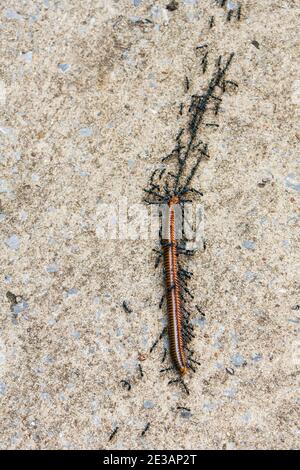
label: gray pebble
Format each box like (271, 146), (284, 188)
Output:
(58, 63), (70, 72)
(5, 9), (22, 20)
(242, 240), (256, 250)
(66, 288), (79, 297)
(5, 234), (20, 250)
(79, 127), (93, 137)
(231, 353), (247, 367)
(143, 400), (155, 409)
(285, 173), (300, 193)
(0, 382), (7, 396)
(12, 300), (29, 315)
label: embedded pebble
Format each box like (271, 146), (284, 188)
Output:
(180, 410), (192, 419)
(65, 288), (79, 297)
(5, 235), (20, 250)
(242, 240), (256, 250)
(21, 51), (32, 63)
(224, 388), (237, 398)
(285, 173), (300, 193)
(251, 353), (262, 362)
(0, 382), (7, 396)
(5, 9), (22, 20)
(143, 400), (155, 409)
(46, 264), (59, 273)
(244, 271), (257, 282)
(58, 63), (70, 72)
(0, 178), (12, 194)
(226, 1), (238, 10)
(79, 127), (93, 137)
(231, 353), (247, 367)
(12, 301), (29, 316)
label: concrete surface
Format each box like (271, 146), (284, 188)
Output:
(0, 0), (299, 450)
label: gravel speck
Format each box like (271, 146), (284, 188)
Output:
(58, 63), (70, 72)
(65, 288), (79, 297)
(285, 173), (300, 193)
(5, 9), (22, 20)
(46, 264), (59, 273)
(0, 382), (7, 396)
(242, 240), (256, 250)
(12, 300), (29, 315)
(22, 51), (32, 63)
(231, 353), (247, 367)
(143, 400), (155, 409)
(79, 127), (93, 137)
(5, 235), (20, 250)
(251, 353), (263, 362)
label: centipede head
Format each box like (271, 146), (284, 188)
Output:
(168, 195), (179, 206)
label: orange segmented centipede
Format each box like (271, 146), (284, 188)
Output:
(144, 53), (236, 380)
(163, 195), (187, 375)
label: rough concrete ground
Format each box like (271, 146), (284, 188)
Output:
(0, 0), (299, 450)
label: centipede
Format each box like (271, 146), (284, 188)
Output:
(144, 53), (236, 382)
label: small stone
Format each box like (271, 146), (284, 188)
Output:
(22, 51), (32, 63)
(12, 300), (29, 316)
(79, 127), (93, 137)
(285, 173), (300, 193)
(65, 288), (79, 297)
(244, 271), (257, 282)
(5, 235), (20, 250)
(242, 240), (256, 250)
(291, 305), (300, 311)
(143, 400), (155, 409)
(180, 410), (192, 418)
(46, 264), (59, 273)
(5, 9), (22, 20)
(0, 382), (7, 395)
(58, 63), (70, 72)
(231, 353), (247, 367)
(226, 1), (238, 10)
(252, 353), (262, 362)
(224, 388), (236, 398)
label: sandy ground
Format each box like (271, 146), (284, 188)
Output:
(0, 0), (299, 450)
